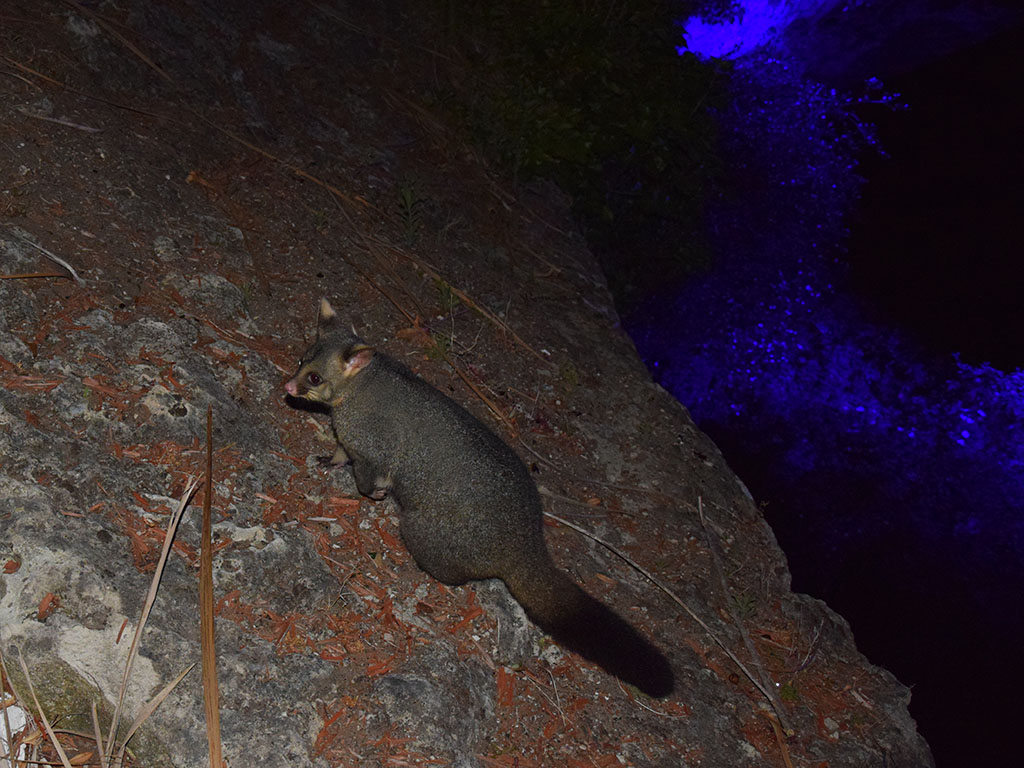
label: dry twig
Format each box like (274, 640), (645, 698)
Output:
(200, 407), (223, 768)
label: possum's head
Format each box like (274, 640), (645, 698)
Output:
(284, 298), (375, 405)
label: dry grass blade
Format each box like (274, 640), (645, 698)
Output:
(309, 2), (454, 61)
(3, 228), (84, 285)
(114, 664), (195, 766)
(90, 702), (107, 768)
(105, 478), (201, 751)
(1, 650), (19, 768)
(0, 55), (162, 118)
(14, 109), (100, 132)
(15, 650), (73, 768)
(200, 407), (223, 768)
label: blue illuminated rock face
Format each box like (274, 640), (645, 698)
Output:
(628, 6), (1024, 764)
(683, 0), (1022, 83)
(682, 0), (807, 58)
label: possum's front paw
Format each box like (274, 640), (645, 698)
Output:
(318, 446), (351, 467)
(367, 488), (389, 500)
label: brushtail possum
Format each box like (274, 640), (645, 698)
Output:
(285, 299), (674, 697)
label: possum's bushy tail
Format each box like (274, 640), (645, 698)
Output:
(505, 561), (674, 697)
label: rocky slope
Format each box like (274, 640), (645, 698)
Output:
(0, 2), (932, 766)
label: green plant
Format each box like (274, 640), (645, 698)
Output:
(239, 279), (256, 316)
(426, 333), (453, 360)
(397, 179), (427, 245)
(559, 361), (579, 394)
(434, 277), (460, 314)
(733, 592), (757, 619)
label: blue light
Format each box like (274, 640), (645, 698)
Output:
(680, 1), (830, 60)
(627, 7), (1024, 585)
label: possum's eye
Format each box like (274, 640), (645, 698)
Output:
(307, 372), (323, 386)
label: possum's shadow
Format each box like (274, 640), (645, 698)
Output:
(284, 393), (330, 416)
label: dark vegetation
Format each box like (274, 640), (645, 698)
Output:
(419, 0), (724, 302)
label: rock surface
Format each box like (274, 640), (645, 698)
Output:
(0, 1), (932, 766)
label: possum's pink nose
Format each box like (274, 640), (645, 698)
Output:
(284, 378), (297, 396)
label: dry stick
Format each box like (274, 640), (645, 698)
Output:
(358, 244), (428, 321)
(105, 478), (201, 753)
(1, 68), (40, 90)
(191, 115), (372, 213)
(543, 509), (791, 726)
(440, 349), (517, 435)
(697, 498), (795, 736)
(336, 196), (534, 395)
(336, 250), (415, 324)
(200, 407), (223, 768)
(760, 710), (796, 768)
(0, 272), (73, 280)
(331, 201), (423, 323)
(350, 265), (515, 432)
(342, 201), (519, 346)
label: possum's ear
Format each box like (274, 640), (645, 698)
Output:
(317, 298), (338, 337)
(343, 344), (375, 378)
